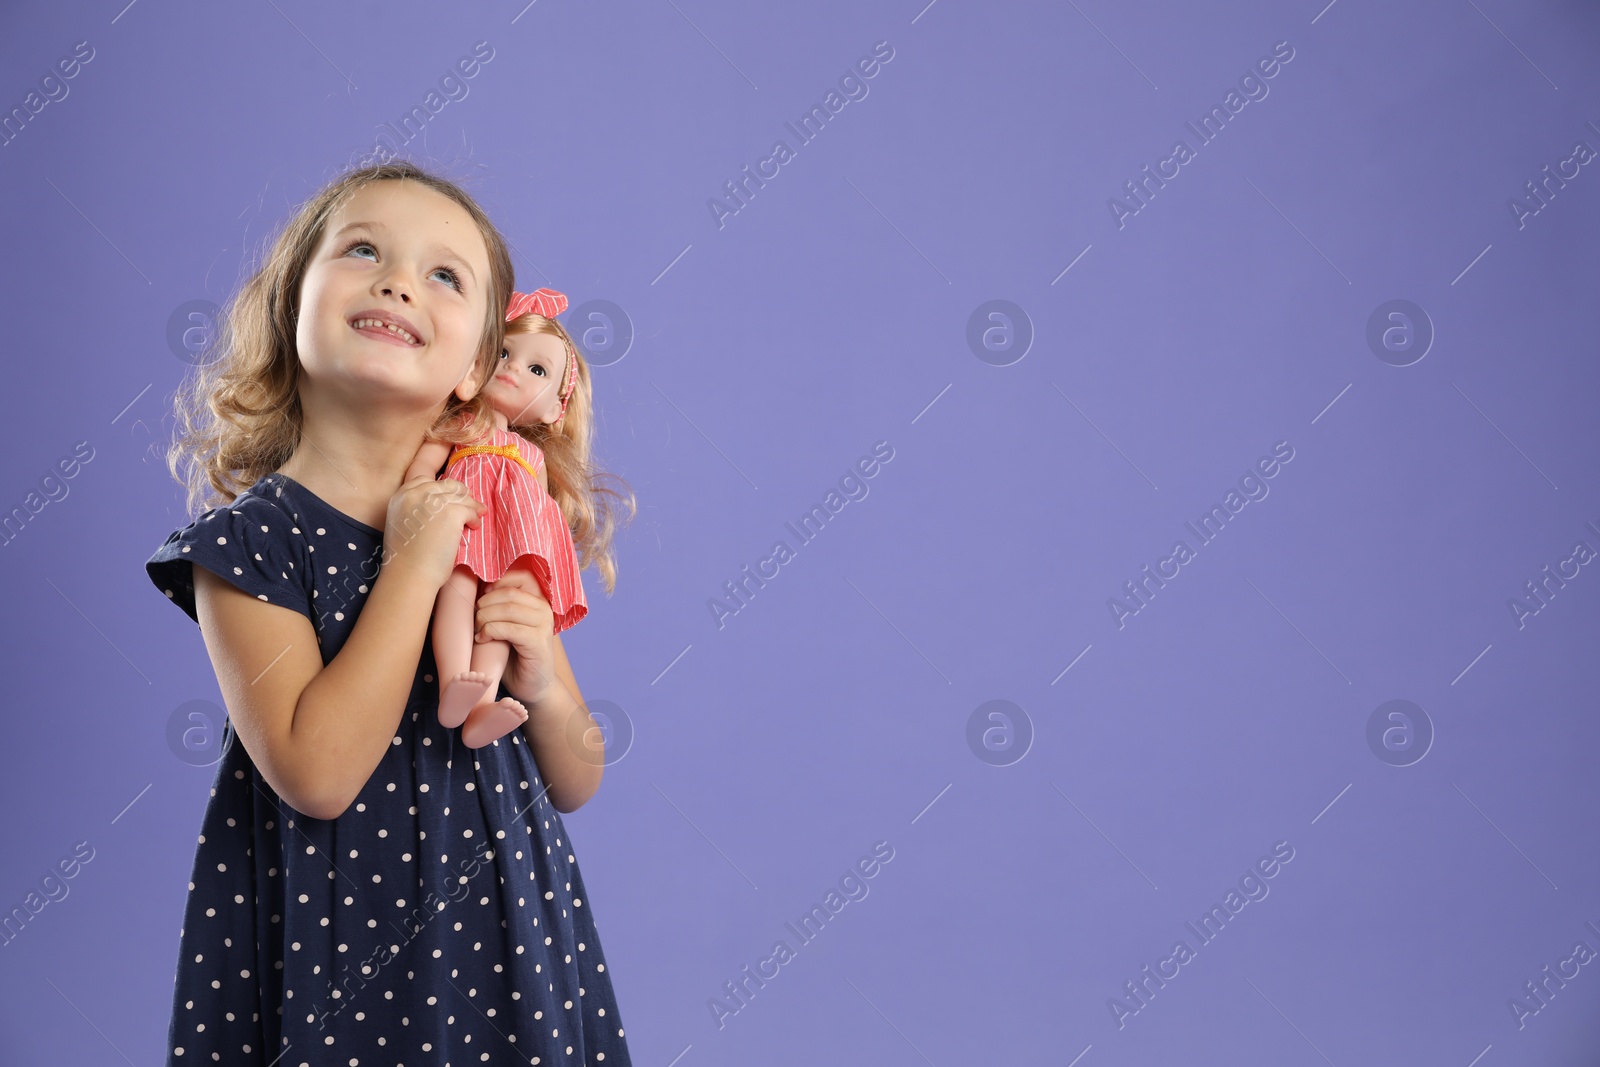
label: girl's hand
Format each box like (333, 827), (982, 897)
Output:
(476, 569), (556, 707)
(382, 441), (487, 589)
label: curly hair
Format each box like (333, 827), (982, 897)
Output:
(162, 160), (632, 592)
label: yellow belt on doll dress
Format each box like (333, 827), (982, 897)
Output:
(446, 443), (541, 482)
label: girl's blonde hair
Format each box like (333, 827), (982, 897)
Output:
(503, 312), (636, 594)
(164, 160), (632, 592)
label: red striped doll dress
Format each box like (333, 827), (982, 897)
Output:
(444, 426), (587, 633)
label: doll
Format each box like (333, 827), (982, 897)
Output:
(404, 287), (589, 749)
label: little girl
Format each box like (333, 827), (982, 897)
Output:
(144, 161), (636, 1066)
(408, 287), (594, 750)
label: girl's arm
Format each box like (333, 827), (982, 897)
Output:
(524, 456), (604, 811)
(194, 555), (443, 820)
(519, 632), (604, 812)
(470, 454), (603, 811)
(194, 472), (484, 821)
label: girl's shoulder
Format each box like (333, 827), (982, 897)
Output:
(145, 475), (314, 626)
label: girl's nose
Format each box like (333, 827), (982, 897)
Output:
(379, 260), (420, 297)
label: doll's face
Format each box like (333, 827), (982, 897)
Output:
(483, 330), (570, 427)
(295, 179), (490, 415)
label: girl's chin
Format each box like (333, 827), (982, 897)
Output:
(305, 366), (456, 407)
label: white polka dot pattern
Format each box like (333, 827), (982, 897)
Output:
(146, 473), (632, 1064)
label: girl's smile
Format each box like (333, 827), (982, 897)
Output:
(350, 311), (424, 347)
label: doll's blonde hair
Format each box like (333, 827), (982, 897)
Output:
(164, 161), (511, 518)
(503, 311), (636, 595)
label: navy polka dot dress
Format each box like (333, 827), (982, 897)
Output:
(145, 472), (632, 1066)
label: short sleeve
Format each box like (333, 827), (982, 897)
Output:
(145, 494), (313, 626)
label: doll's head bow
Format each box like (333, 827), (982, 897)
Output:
(506, 288), (569, 322)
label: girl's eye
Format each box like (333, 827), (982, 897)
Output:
(339, 238), (463, 291)
(499, 350), (509, 361)
(530, 364), (546, 377)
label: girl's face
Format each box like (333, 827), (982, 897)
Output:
(295, 179), (490, 414)
(485, 330), (569, 427)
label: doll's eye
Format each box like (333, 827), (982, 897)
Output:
(530, 364), (546, 377)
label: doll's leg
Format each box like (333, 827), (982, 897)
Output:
(458, 557), (539, 747)
(460, 693), (529, 749)
(434, 565), (494, 729)
(457, 623), (528, 747)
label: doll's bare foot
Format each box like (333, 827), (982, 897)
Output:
(439, 671), (493, 729)
(461, 697), (529, 749)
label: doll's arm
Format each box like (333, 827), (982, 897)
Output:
(404, 437), (455, 485)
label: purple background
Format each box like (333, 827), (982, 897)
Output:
(3, 0), (1600, 1063)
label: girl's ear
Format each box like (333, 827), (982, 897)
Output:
(453, 360), (483, 403)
